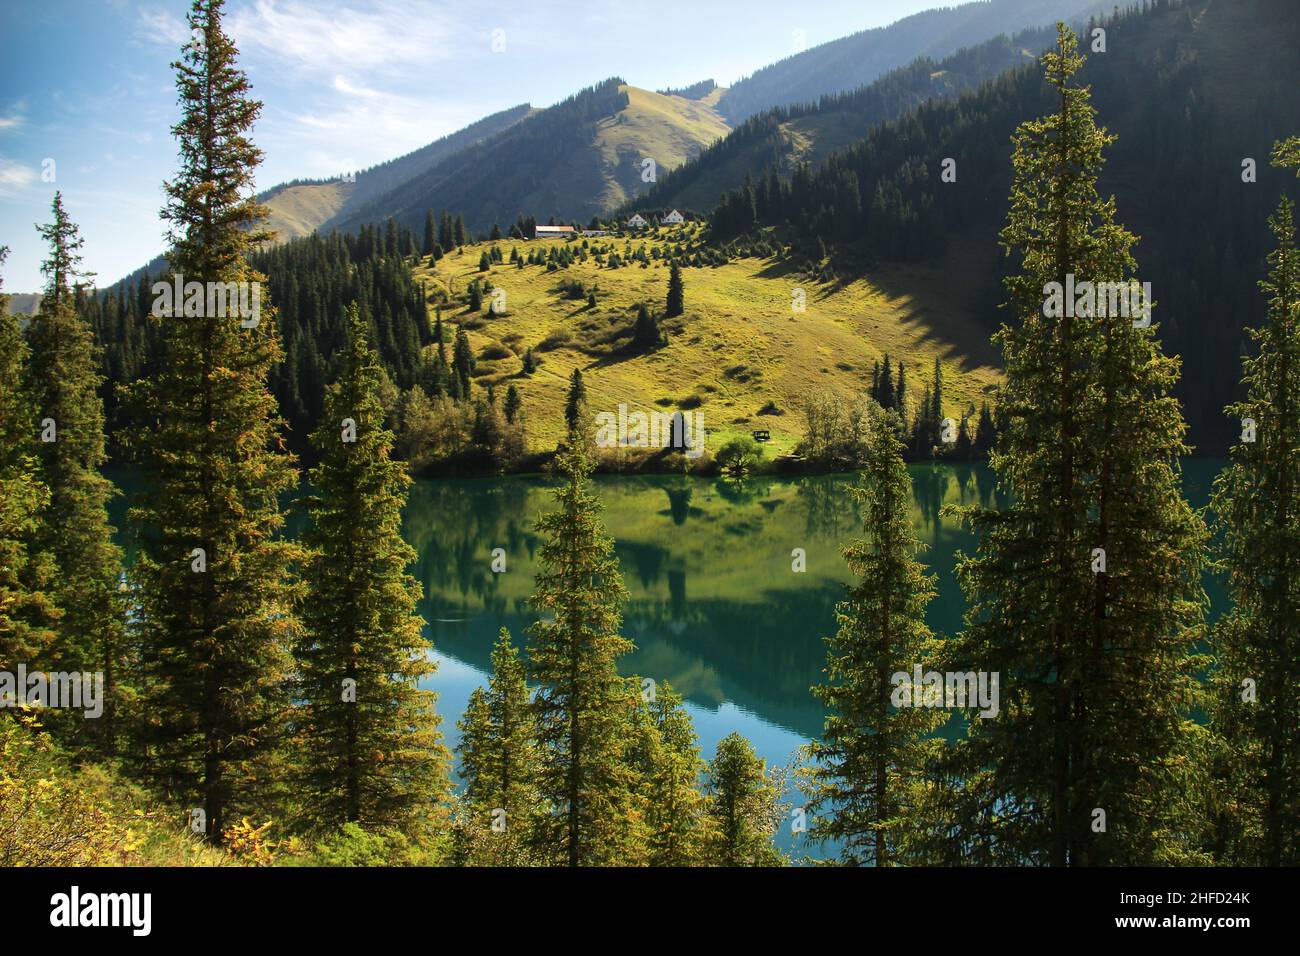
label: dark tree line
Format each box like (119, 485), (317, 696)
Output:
(80, 225), (434, 458)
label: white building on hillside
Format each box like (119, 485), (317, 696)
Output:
(534, 224), (575, 239)
(662, 209), (684, 224)
(626, 213), (648, 229)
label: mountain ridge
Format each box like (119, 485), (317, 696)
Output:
(715, 0), (1112, 122)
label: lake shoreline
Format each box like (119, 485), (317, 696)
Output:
(407, 445), (999, 480)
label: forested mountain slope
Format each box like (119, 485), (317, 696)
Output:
(330, 80), (730, 237)
(716, 0), (1111, 122)
(627, 19), (1079, 218)
(711, 0), (1300, 451)
(260, 104), (535, 242)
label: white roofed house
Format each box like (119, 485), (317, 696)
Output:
(534, 224), (576, 239)
(662, 209), (684, 224)
(625, 213), (648, 229)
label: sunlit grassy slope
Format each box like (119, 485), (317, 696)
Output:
(592, 87), (731, 210)
(262, 180), (350, 243)
(415, 225), (1003, 457)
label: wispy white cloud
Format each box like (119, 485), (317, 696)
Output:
(228, 0), (457, 76)
(272, 90), (480, 178)
(130, 0), (476, 182)
(0, 157), (37, 197)
(135, 7), (191, 48)
(332, 74), (383, 99)
(0, 117), (22, 131)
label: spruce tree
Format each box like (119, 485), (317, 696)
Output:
(438, 211), (453, 253)
(444, 338), (463, 402)
(974, 401), (996, 454)
(1206, 139), (1300, 866)
(928, 358), (943, 443)
(428, 333), (451, 398)
(665, 262), (684, 317)
(939, 26), (1207, 866)
(503, 383), (521, 425)
(455, 628), (541, 861)
(422, 209), (436, 257)
(296, 304), (448, 833)
(526, 440), (645, 865)
(25, 194), (127, 749)
(632, 302), (661, 348)
(912, 384), (933, 456)
(631, 683), (711, 866)
(381, 218), (398, 258)
(803, 407), (943, 865)
(955, 411), (974, 459)
(453, 328), (475, 398)
(878, 356), (894, 410)
(125, 0), (301, 844)
(564, 367), (587, 435)
(705, 732), (784, 866)
(0, 247), (59, 667)
(471, 396), (503, 459)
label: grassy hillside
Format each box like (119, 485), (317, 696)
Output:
(259, 104), (534, 243)
(591, 87), (730, 210)
(262, 180), (349, 243)
(417, 228), (1002, 457)
(335, 81), (730, 237)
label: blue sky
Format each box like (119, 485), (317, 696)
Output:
(0, 0), (938, 292)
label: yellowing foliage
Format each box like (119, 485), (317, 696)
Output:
(0, 710), (228, 867)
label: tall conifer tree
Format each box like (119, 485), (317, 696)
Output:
(526, 440), (645, 865)
(1206, 138), (1300, 866)
(453, 328), (474, 398)
(296, 304), (448, 833)
(705, 732), (784, 866)
(438, 211), (453, 253)
(0, 247), (59, 667)
(665, 262), (684, 317)
(503, 384), (521, 425)
(564, 367), (586, 435)
(940, 26), (1207, 866)
(26, 194), (126, 748)
(803, 408), (942, 865)
(126, 0), (301, 844)
(422, 209), (436, 257)
(928, 357), (943, 431)
(455, 628), (541, 862)
(629, 683), (711, 866)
